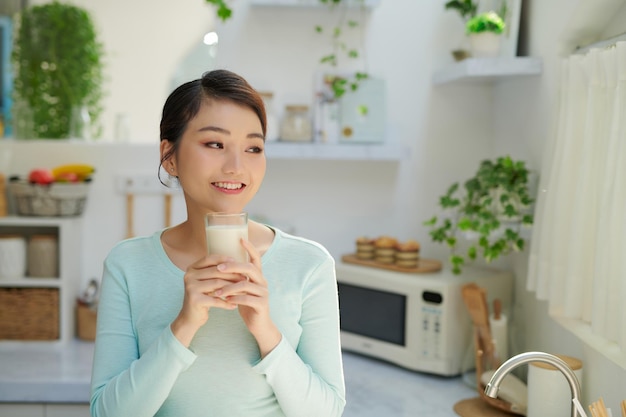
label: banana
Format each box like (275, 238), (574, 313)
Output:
(52, 163), (96, 181)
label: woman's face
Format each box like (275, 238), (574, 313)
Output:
(163, 98), (266, 216)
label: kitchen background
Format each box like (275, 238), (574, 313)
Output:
(1, 0), (626, 413)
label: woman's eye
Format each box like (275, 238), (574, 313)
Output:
(247, 146), (264, 154)
(204, 142), (223, 149)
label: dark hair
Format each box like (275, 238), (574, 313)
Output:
(159, 69), (267, 184)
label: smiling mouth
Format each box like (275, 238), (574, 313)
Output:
(213, 181), (244, 190)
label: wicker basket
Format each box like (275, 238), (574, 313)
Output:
(8, 181), (90, 216)
(0, 287), (60, 340)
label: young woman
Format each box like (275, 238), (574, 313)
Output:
(90, 69), (346, 417)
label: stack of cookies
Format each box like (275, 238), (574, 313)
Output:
(373, 236), (398, 264)
(355, 237), (375, 260)
(353, 236), (421, 269)
(395, 239), (420, 268)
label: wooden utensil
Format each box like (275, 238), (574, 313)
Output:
(493, 298), (502, 320)
(461, 283), (493, 360)
(126, 193), (134, 238)
(589, 398), (610, 417)
(164, 193), (172, 228)
(620, 399), (626, 417)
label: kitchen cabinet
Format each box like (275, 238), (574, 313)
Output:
(432, 57), (543, 85)
(0, 403), (90, 417)
(0, 217), (82, 344)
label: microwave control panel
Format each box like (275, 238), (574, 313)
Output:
(420, 291), (444, 360)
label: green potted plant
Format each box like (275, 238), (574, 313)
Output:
(11, 1), (104, 139)
(444, 0), (477, 61)
(466, 10), (505, 57)
(423, 156), (535, 274)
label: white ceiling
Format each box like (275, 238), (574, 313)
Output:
(560, 0), (626, 51)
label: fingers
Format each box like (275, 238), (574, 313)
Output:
(241, 238), (262, 269)
(188, 254), (234, 271)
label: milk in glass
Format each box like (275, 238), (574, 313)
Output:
(205, 223), (248, 262)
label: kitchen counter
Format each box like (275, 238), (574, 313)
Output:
(0, 340), (476, 416)
(0, 339), (94, 403)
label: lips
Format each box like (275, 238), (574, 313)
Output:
(212, 181), (245, 192)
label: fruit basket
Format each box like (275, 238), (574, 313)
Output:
(8, 180), (91, 217)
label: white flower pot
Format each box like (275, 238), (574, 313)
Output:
(469, 32), (502, 58)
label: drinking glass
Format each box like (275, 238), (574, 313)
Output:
(204, 212), (248, 262)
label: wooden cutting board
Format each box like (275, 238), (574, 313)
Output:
(453, 397), (514, 417)
(341, 254), (442, 274)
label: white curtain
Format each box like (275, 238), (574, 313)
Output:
(527, 41), (626, 349)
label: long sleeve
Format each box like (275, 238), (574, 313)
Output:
(90, 255), (197, 417)
(253, 257), (346, 416)
(90, 229), (345, 417)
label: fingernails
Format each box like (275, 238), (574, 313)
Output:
(214, 289), (223, 296)
(217, 263), (226, 271)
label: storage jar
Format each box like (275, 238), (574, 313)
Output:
(28, 235), (58, 277)
(259, 92), (279, 142)
(0, 235), (27, 279)
(280, 105), (312, 142)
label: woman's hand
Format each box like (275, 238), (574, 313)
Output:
(171, 254), (242, 347)
(216, 239), (282, 357)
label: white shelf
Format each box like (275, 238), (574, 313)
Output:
(0, 277), (59, 287)
(0, 217), (82, 343)
(265, 142), (407, 161)
(432, 57), (543, 85)
(0, 216), (80, 227)
(251, 0), (380, 7)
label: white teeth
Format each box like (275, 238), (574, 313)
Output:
(214, 182), (243, 190)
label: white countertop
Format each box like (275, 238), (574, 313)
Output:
(0, 339), (476, 416)
(0, 339), (94, 403)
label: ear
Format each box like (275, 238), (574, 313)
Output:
(160, 140), (177, 176)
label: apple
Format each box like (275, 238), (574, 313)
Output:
(28, 169), (55, 185)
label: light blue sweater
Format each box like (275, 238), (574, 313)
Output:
(90, 227), (346, 417)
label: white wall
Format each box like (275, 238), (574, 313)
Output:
(3, 0), (626, 409)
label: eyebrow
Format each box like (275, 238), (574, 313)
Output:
(198, 125), (265, 141)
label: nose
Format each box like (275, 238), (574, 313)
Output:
(221, 149), (243, 174)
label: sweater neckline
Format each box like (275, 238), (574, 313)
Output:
(151, 225), (281, 275)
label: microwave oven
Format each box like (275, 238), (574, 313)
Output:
(336, 263), (513, 376)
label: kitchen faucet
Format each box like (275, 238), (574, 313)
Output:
(484, 351), (582, 417)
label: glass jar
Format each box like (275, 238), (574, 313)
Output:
(69, 105), (92, 140)
(280, 105), (312, 142)
(258, 92), (279, 142)
(28, 235), (58, 277)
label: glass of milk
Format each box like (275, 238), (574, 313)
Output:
(204, 212), (249, 262)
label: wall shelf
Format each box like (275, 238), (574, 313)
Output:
(250, 0), (380, 7)
(265, 142), (407, 161)
(432, 57), (543, 85)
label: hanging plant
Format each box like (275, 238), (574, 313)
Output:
(444, 0), (477, 22)
(423, 156), (535, 274)
(204, 0), (369, 100)
(204, 0), (233, 22)
(12, 1), (104, 139)
(314, 0), (369, 99)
